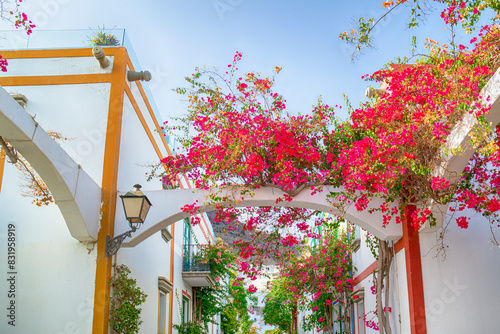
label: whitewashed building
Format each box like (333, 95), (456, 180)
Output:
(0, 29), (220, 334)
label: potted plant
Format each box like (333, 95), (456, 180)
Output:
(88, 26), (120, 46)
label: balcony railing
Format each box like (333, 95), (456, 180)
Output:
(182, 244), (210, 272)
(182, 244), (215, 287)
(0, 28), (126, 49)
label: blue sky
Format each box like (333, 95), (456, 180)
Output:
(0, 0), (475, 122)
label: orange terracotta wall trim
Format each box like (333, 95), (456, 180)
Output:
(132, 79), (174, 157)
(124, 86), (165, 161)
(182, 290), (191, 299)
(395, 237), (405, 253)
(354, 260), (379, 284)
(0, 147), (5, 193)
(354, 237), (405, 285)
(200, 214), (214, 243)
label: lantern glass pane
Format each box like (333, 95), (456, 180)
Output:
(140, 200), (151, 221)
(122, 197), (144, 221)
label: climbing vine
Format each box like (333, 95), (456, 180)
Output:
(221, 277), (257, 334)
(150, 4), (500, 333)
(152, 24), (500, 273)
(0, 128), (66, 206)
(262, 277), (294, 333)
(175, 238), (256, 332)
(109, 264), (147, 334)
(274, 231), (355, 334)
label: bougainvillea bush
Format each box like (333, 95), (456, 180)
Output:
(337, 26), (500, 230)
(149, 28), (500, 334)
(271, 231), (355, 334)
(221, 277), (257, 334)
(150, 9), (500, 333)
(199, 238), (237, 281)
(151, 3), (500, 333)
(176, 238), (257, 332)
(163, 50), (340, 194)
(153, 24), (500, 260)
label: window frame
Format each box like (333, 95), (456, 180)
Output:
(182, 295), (190, 323)
(157, 276), (173, 334)
(158, 290), (167, 334)
(352, 288), (366, 334)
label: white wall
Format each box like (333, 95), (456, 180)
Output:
(116, 229), (173, 334)
(352, 205), (500, 334)
(395, 249), (410, 334)
(0, 51), (192, 334)
(352, 227), (377, 276)
(3, 83), (111, 187)
(420, 207), (500, 333)
(0, 162), (97, 334)
(116, 94), (163, 193)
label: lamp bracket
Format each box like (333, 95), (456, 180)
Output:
(105, 227), (137, 257)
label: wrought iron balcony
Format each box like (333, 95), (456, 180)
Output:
(182, 244), (215, 287)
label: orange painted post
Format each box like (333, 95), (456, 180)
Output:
(92, 48), (128, 334)
(403, 205), (427, 334)
(0, 147), (5, 193)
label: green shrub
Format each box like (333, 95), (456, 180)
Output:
(109, 264), (147, 334)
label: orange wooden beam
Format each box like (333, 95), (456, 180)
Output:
(403, 205), (427, 334)
(92, 48), (127, 334)
(124, 56), (181, 334)
(132, 79), (174, 157)
(0, 73), (112, 86)
(124, 85), (165, 161)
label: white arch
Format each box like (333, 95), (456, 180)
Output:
(0, 87), (101, 241)
(121, 186), (403, 247)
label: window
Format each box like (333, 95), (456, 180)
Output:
(158, 291), (166, 334)
(158, 276), (173, 334)
(183, 218), (192, 270)
(333, 303), (343, 333)
(354, 299), (365, 334)
(350, 227), (361, 252)
(182, 296), (190, 323)
(352, 288), (365, 334)
(184, 218), (191, 245)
